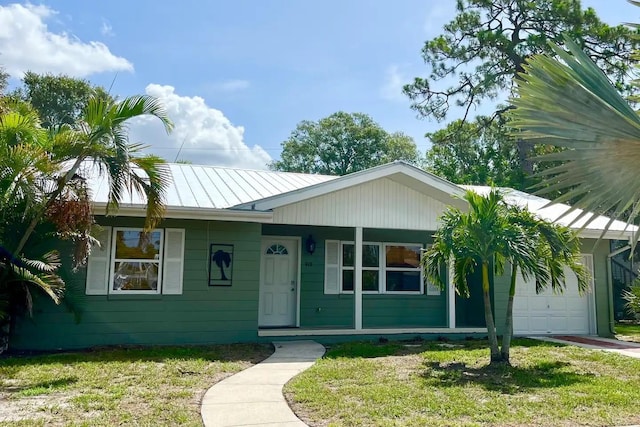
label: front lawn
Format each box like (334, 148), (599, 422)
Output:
(285, 339), (640, 427)
(615, 323), (640, 343)
(0, 344), (272, 426)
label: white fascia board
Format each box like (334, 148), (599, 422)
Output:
(576, 229), (635, 241)
(249, 162), (466, 211)
(93, 203), (273, 223)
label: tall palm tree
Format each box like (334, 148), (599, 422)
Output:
(508, 35), (640, 244)
(0, 95), (172, 350)
(14, 95), (174, 262)
(501, 206), (588, 360)
(423, 189), (587, 364)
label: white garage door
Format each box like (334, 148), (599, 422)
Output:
(513, 254), (595, 335)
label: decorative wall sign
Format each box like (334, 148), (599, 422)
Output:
(209, 244), (234, 286)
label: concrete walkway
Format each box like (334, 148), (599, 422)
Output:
(201, 340), (325, 427)
(531, 335), (640, 359)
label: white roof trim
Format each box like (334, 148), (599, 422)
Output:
(241, 161), (466, 211)
(94, 204), (273, 223)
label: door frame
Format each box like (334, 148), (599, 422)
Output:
(259, 236), (302, 327)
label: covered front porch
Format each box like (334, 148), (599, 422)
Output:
(257, 224), (488, 338)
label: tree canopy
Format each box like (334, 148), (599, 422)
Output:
(404, 0), (639, 123)
(425, 117), (526, 188)
(12, 72), (114, 129)
(270, 112), (420, 175)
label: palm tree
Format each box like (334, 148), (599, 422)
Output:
(423, 189), (587, 364)
(0, 95), (172, 350)
(15, 95), (174, 263)
(500, 206), (588, 361)
(508, 35), (640, 244)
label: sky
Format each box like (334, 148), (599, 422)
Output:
(0, 0), (637, 169)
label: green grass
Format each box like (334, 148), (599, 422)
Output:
(0, 344), (272, 426)
(615, 323), (640, 342)
(284, 339), (640, 427)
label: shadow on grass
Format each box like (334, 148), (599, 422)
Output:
(0, 343), (273, 368)
(421, 359), (589, 394)
(323, 337), (563, 359)
(2, 376), (78, 395)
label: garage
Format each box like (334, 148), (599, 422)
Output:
(513, 254), (595, 335)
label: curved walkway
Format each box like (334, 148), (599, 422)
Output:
(201, 340), (325, 427)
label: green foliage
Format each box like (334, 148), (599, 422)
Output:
(622, 282), (640, 318)
(0, 91), (173, 348)
(404, 0), (639, 122)
(509, 35), (640, 245)
(270, 111), (419, 175)
(426, 117), (526, 187)
(12, 72), (114, 129)
(422, 189), (587, 363)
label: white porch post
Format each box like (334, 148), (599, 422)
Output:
(448, 258), (456, 328)
(354, 226), (363, 330)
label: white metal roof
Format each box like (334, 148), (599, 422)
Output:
(464, 185), (637, 238)
(80, 160), (636, 238)
(85, 163), (337, 209)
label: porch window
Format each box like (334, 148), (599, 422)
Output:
(340, 243), (381, 292)
(333, 241), (424, 294)
(384, 244), (422, 293)
(111, 229), (163, 294)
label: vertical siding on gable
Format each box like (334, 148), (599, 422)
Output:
(272, 178), (449, 230)
(11, 218), (262, 350)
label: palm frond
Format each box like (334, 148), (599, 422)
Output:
(509, 34), (640, 244)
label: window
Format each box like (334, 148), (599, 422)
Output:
(86, 226), (184, 296)
(340, 243), (381, 292)
(111, 229), (163, 294)
(332, 240), (425, 295)
(384, 244), (422, 293)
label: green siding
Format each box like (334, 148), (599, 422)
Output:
(263, 225), (354, 328)
(263, 226), (450, 329)
(11, 218), (263, 350)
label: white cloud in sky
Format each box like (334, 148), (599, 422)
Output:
(0, 3), (132, 77)
(380, 65), (408, 102)
(129, 84), (272, 169)
(100, 20), (114, 37)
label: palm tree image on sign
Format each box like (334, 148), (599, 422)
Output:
(209, 244), (234, 286)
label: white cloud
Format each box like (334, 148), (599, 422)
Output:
(129, 84), (272, 169)
(207, 79), (250, 93)
(0, 4), (132, 77)
(380, 65), (408, 102)
(100, 20), (114, 37)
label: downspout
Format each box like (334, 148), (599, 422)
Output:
(606, 244), (632, 336)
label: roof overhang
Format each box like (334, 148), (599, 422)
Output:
(93, 203), (274, 223)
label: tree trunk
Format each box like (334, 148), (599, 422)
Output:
(501, 264), (518, 364)
(482, 261), (501, 363)
(0, 316), (9, 355)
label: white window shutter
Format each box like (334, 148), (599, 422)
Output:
(324, 240), (340, 294)
(86, 226), (112, 295)
(162, 228), (185, 295)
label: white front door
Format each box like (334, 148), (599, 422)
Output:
(513, 254), (595, 335)
(259, 238), (298, 327)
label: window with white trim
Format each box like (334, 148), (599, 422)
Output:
(332, 241), (425, 294)
(85, 226), (185, 296)
(111, 228), (163, 294)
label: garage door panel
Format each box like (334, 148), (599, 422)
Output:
(512, 254), (593, 336)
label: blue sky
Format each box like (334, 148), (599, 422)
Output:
(0, 1), (636, 168)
